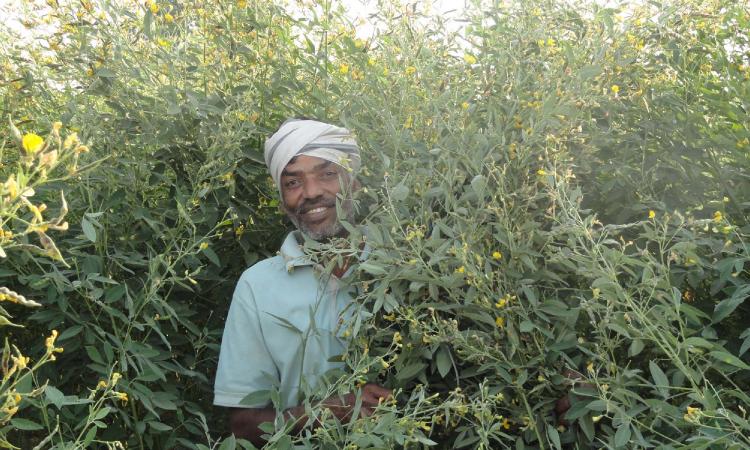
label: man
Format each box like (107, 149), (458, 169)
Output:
(213, 119), (391, 446)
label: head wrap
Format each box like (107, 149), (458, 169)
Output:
(264, 119), (360, 194)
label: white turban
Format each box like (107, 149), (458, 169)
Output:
(264, 119), (361, 193)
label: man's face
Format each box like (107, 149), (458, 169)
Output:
(280, 155), (355, 241)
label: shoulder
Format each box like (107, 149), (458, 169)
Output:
(235, 254), (288, 292)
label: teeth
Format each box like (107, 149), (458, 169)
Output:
(306, 207), (327, 214)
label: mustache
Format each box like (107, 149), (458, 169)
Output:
(294, 197), (337, 214)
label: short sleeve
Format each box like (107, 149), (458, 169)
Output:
(213, 274), (279, 407)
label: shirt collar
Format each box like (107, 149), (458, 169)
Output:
(280, 231), (313, 271)
(279, 229), (371, 273)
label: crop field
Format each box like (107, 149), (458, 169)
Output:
(0, 0), (748, 448)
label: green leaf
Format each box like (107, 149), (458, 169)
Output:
(58, 325), (83, 341)
(740, 328), (750, 356)
(586, 399), (607, 411)
(358, 262), (387, 276)
(10, 418), (44, 430)
(390, 182), (409, 201)
(579, 415), (594, 441)
(709, 351), (750, 370)
(202, 247), (221, 267)
(148, 421), (173, 431)
(86, 345), (105, 365)
(239, 390), (271, 407)
(395, 361), (427, 380)
(614, 424), (631, 448)
(435, 346), (451, 378)
(628, 339), (645, 357)
(219, 435), (237, 450)
(579, 65), (602, 80)
(93, 406), (111, 421)
(712, 285), (750, 323)
(649, 361), (669, 398)
(546, 424), (562, 449)
(82, 426), (97, 447)
(81, 217), (97, 242)
(96, 68), (116, 78)
(45, 385), (65, 409)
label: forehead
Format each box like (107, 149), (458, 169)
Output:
(283, 155), (333, 173)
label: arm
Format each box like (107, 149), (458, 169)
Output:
(228, 383), (393, 446)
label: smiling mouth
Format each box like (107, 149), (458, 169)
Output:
(304, 206), (329, 215)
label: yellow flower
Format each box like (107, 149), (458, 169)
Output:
(354, 38), (365, 48)
(455, 266), (465, 274)
(339, 64), (349, 75)
(393, 331), (402, 344)
(148, 1), (159, 14)
(492, 251), (502, 260)
(463, 53), (477, 65)
(199, 242), (209, 250)
(713, 211), (723, 223)
(11, 354), (29, 370)
(22, 133), (45, 154)
(114, 391), (129, 403)
(495, 316), (505, 328)
(501, 417), (510, 429)
(97, 380), (108, 390)
(63, 132), (79, 149)
(586, 361), (594, 374)
(45, 329), (59, 352)
(684, 405), (701, 422)
(380, 358), (390, 369)
(164, 12), (174, 23)
(495, 297), (507, 308)
(461, 101), (470, 110)
(3, 175), (19, 199)
(537, 169), (547, 176)
(405, 66), (416, 75)
(648, 210), (655, 219)
(111, 372), (122, 385)
(367, 57), (376, 66)
(611, 85), (620, 94)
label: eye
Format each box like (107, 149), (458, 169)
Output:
(322, 170), (338, 178)
(284, 179), (300, 188)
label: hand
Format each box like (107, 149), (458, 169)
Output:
(320, 383), (392, 420)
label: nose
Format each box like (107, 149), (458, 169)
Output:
(302, 177), (324, 200)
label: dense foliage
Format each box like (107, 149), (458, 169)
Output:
(0, 0), (748, 448)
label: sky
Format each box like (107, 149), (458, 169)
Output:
(1, 0), (471, 43)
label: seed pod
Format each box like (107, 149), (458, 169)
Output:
(0, 286), (41, 307)
(7, 115), (22, 144)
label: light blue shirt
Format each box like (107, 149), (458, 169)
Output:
(213, 231), (356, 409)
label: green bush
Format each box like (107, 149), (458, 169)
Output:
(0, 0), (747, 448)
